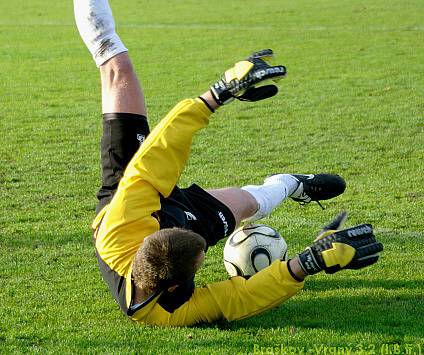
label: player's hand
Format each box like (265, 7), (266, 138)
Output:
(210, 49), (287, 105)
(297, 212), (383, 275)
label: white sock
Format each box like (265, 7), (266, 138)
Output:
(241, 174), (299, 222)
(74, 0), (128, 67)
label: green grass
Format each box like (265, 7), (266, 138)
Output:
(1, 0), (423, 353)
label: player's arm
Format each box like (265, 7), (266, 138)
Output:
(133, 213), (383, 326)
(190, 259), (304, 324)
(133, 259), (303, 326)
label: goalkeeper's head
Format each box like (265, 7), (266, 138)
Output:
(132, 228), (206, 295)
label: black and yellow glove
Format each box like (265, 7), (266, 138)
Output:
(210, 49), (287, 105)
(298, 212), (383, 275)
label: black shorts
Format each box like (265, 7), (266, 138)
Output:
(158, 183), (236, 247)
(97, 113), (236, 247)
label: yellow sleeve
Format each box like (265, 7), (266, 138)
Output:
(131, 260), (304, 326)
(95, 99), (212, 276)
(121, 98), (212, 198)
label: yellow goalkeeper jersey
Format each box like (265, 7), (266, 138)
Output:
(92, 98), (304, 326)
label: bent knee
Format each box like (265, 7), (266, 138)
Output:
(100, 53), (136, 86)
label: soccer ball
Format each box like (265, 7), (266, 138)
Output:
(223, 224), (288, 278)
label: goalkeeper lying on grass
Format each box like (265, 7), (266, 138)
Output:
(74, 0), (383, 326)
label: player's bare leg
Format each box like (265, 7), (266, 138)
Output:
(207, 188), (258, 226)
(74, 0), (146, 115)
(100, 52), (146, 115)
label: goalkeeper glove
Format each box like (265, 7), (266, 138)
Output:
(210, 49), (287, 105)
(297, 212), (383, 275)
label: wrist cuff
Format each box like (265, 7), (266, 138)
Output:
(298, 248), (321, 275)
(287, 260), (305, 282)
(198, 96), (215, 113)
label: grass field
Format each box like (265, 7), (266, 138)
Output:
(1, 0), (423, 353)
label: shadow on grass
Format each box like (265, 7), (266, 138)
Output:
(306, 277), (424, 291)
(201, 278), (424, 338)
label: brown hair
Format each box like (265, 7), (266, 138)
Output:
(132, 227), (206, 294)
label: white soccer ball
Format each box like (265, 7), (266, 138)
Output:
(223, 224), (288, 278)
